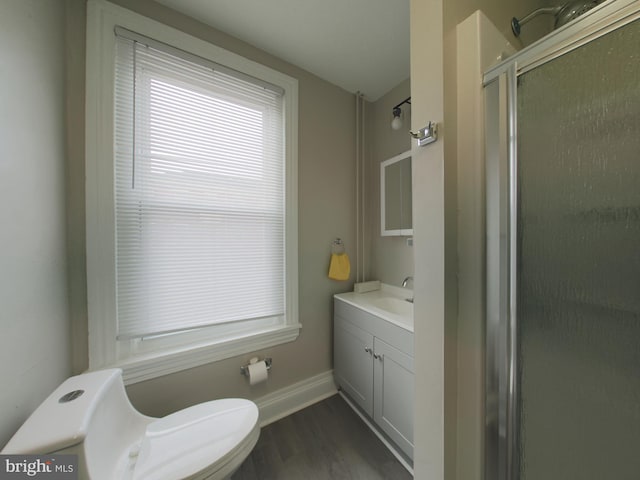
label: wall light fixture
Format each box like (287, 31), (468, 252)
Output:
(391, 97), (411, 130)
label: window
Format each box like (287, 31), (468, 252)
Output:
(86, 0), (299, 384)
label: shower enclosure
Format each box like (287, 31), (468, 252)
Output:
(484, 1), (640, 479)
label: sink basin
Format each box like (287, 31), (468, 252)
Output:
(371, 297), (413, 316)
(334, 284), (414, 332)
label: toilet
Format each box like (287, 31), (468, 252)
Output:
(1, 369), (260, 479)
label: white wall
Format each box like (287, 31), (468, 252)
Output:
(0, 0), (71, 446)
(411, 0), (446, 478)
(455, 12), (515, 480)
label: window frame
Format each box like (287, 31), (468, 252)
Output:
(85, 0), (299, 384)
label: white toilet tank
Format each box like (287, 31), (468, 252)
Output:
(1, 369), (152, 479)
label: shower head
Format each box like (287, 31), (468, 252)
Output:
(554, 0), (601, 28)
(511, 0), (603, 37)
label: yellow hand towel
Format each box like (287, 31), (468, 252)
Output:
(328, 253), (351, 281)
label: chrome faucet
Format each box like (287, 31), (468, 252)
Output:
(401, 276), (414, 303)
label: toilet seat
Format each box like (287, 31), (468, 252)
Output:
(130, 399), (260, 480)
(177, 420), (259, 480)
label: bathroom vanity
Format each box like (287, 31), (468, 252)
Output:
(333, 285), (414, 460)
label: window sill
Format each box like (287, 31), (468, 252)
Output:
(107, 323), (301, 385)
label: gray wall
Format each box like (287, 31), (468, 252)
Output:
(65, 0), (357, 416)
(365, 79), (414, 286)
(0, 0), (71, 446)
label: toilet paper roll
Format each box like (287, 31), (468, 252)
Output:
(247, 360), (268, 386)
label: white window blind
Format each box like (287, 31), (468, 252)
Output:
(114, 30), (286, 340)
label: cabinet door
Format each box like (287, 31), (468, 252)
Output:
(373, 337), (414, 459)
(334, 316), (374, 416)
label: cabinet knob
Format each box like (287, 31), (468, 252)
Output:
(373, 353), (383, 361)
(364, 347), (372, 354)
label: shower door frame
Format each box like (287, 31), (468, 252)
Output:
(483, 1), (640, 479)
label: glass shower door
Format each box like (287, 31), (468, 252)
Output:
(515, 17), (640, 480)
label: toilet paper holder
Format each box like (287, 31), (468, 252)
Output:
(240, 357), (272, 377)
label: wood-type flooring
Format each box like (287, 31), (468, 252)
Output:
(231, 394), (412, 480)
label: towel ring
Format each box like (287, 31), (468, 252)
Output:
(331, 238), (345, 254)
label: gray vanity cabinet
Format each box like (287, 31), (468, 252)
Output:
(373, 337), (414, 458)
(334, 317), (374, 416)
(333, 298), (414, 459)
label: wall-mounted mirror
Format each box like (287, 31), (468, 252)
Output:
(381, 149), (412, 236)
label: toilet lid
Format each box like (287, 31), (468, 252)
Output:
(131, 398), (259, 480)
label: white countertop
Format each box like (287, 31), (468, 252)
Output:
(334, 283), (414, 332)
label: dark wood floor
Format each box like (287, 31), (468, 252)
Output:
(231, 394), (413, 480)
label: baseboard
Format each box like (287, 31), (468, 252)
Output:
(339, 391), (414, 475)
(254, 370), (338, 427)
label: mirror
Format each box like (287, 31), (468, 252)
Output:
(381, 149), (412, 236)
